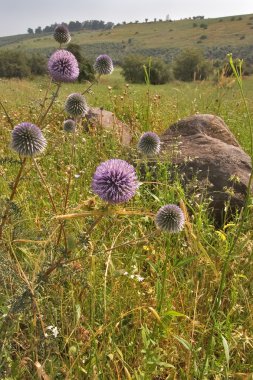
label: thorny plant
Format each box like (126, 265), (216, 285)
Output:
(0, 25), (185, 376)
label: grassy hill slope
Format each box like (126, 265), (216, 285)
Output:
(1, 14), (253, 62)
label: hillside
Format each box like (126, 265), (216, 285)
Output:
(1, 13), (253, 63)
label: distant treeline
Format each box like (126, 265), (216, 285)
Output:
(28, 20), (115, 35)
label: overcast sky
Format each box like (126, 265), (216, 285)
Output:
(1, 0), (252, 37)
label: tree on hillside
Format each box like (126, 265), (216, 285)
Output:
(43, 23), (57, 33)
(68, 21), (82, 31)
(35, 26), (42, 34)
(66, 43), (95, 82)
(27, 28), (34, 35)
(173, 49), (211, 81)
(121, 55), (173, 84)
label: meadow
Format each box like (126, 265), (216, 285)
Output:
(0, 61), (253, 380)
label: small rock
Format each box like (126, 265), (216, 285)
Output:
(84, 107), (131, 146)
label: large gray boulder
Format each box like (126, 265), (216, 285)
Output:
(159, 114), (252, 225)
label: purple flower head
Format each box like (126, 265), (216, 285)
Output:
(63, 119), (76, 132)
(11, 122), (47, 157)
(138, 132), (161, 156)
(65, 93), (88, 117)
(94, 54), (113, 75)
(155, 204), (185, 233)
(54, 24), (71, 44)
(48, 50), (79, 82)
(92, 159), (138, 204)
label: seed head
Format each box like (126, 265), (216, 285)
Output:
(94, 55), (113, 75)
(92, 159), (138, 204)
(138, 132), (161, 155)
(11, 122), (47, 157)
(65, 93), (88, 117)
(63, 119), (76, 132)
(155, 204), (185, 233)
(53, 24), (71, 44)
(48, 49), (79, 82)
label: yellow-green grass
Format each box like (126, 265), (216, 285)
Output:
(1, 69), (253, 153)
(0, 68), (253, 379)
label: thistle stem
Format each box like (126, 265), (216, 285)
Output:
(0, 99), (14, 128)
(56, 122), (77, 245)
(157, 237), (170, 313)
(33, 158), (68, 251)
(0, 157), (27, 240)
(38, 82), (61, 128)
(36, 78), (53, 125)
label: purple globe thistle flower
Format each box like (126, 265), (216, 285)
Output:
(155, 204), (185, 233)
(53, 24), (71, 44)
(65, 93), (88, 117)
(48, 50), (79, 83)
(11, 122), (47, 157)
(92, 159), (138, 204)
(94, 55), (113, 75)
(138, 132), (161, 156)
(63, 119), (76, 132)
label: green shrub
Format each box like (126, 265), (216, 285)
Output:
(0, 51), (30, 78)
(28, 53), (47, 75)
(173, 49), (212, 81)
(0, 50), (49, 78)
(66, 43), (95, 82)
(121, 55), (173, 84)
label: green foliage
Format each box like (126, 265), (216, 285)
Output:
(219, 58), (253, 77)
(27, 53), (47, 75)
(121, 55), (173, 84)
(32, 19), (115, 34)
(67, 43), (95, 82)
(0, 51), (30, 78)
(200, 23), (208, 29)
(173, 48), (212, 81)
(0, 50), (47, 78)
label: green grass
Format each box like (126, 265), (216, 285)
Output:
(0, 69), (253, 379)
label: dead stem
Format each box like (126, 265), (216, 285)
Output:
(0, 157), (27, 240)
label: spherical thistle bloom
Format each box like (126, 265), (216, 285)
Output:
(155, 204), (185, 233)
(92, 159), (138, 204)
(11, 122), (47, 157)
(53, 24), (71, 44)
(138, 132), (161, 156)
(48, 50), (79, 82)
(65, 93), (88, 117)
(94, 54), (113, 75)
(63, 119), (76, 132)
